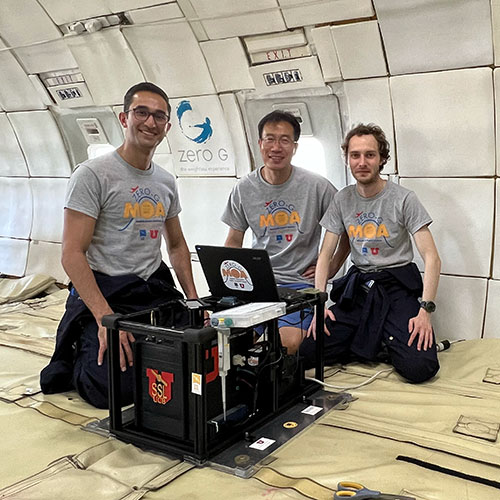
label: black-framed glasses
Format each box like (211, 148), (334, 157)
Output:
(126, 106), (169, 125)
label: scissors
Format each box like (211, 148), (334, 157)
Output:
(334, 481), (415, 499)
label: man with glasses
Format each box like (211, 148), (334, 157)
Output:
(222, 110), (349, 354)
(41, 82), (199, 408)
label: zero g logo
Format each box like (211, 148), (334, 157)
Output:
(176, 100), (213, 144)
(220, 259), (254, 292)
(146, 369), (174, 405)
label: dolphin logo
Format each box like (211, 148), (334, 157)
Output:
(176, 100), (213, 144)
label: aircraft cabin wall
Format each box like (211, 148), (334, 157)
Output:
(0, 0), (498, 343)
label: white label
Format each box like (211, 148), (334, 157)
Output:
(301, 405), (323, 416)
(249, 437), (276, 451)
(191, 373), (202, 395)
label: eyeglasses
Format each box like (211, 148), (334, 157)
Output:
(261, 136), (296, 147)
(126, 106), (169, 125)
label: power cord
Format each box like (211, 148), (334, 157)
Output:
(305, 367), (394, 390)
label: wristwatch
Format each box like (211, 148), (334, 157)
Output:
(419, 300), (436, 313)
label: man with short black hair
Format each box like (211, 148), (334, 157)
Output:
(41, 82), (199, 408)
(307, 123), (441, 383)
(222, 110), (349, 354)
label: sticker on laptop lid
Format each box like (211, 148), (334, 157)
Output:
(221, 260), (254, 291)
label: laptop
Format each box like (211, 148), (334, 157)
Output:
(195, 245), (305, 304)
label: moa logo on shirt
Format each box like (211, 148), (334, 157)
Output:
(349, 210), (390, 243)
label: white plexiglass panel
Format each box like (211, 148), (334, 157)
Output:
(200, 39), (254, 93)
(37, 0), (111, 25)
(30, 179), (67, 243)
(401, 178), (494, 278)
(219, 94), (252, 178)
(177, 177), (238, 251)
(26, 241), (67, 284)
(8, 111), (72, 177)
(0, 40), (46, 112)
(123, 22), (215, 97)
(310, 26), (341, 83)
(391, 69), (494, 177)
(66, 30), (144, 107)
(0, 114), (29, 177)
(280, 0), (373, 28)
(433, 275), (487, 341)
(493, 180), (500, 279)
(484, 280), (500, 339)
(0, 238), (29, 277)
(374, 0), (492, 75)
(0, 179), (32, 239)
(332, 22), (387, 80)
(343, 78), (395, 175)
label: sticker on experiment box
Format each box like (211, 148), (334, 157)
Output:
(191, 373), (202, 395)
(301, 405), (323, 416)
(249, 437), (276, 451)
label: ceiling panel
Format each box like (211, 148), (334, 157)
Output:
(26, 241), (68, 284)
(484, 280), (500, 339)
(401, 178), (494, 278)
(189, 0), (279, 17)
(332, 21), (387, 80)
(38, 0), (111, 26)
(391, 68), (494, 177)
(15, 40), (78, 75)
(280, 0), (373, 28)
(374, 0), (493, 75)
(0, 114), (29, 177)
(0, 237), (29, 277)
(123, 22), (215, 97)
(125, 3), (183, 23)
(493, 180), (500, 279)
(8, 111), (72, 177)
(0, 179), (32, 239)
(310, 26), (341, 82)
(66, 29), (144, 106)
(107, 0), (177, 13)
(492, 0), (500, 66)
(495, 69), (500, 176)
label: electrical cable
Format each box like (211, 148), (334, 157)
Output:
(305, 367), (394, 390)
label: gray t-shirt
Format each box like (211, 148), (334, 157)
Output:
(65, 151), (181, 280)
(320, 181), (432, 272)
(222, 166), (337, 284)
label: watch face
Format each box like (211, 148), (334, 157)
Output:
(422, 301), (436, 313)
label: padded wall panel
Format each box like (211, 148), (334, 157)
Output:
(280, 0), (373, 28)
(0, 40), (46, 112)
(123, 22), (215, 97)
(310, 26), (341, 83)
(15, 40), (78, 75)
(26, 241), (67, 284)
(0, 114), (28, 177)
(374, 0), (493, 75)
(433, 275), (487, 341)
(37, 0), (111, 25)
(66, 30), (144, 107)
(0, 238), (29, 277)
(495, 69), (500, 176)
(493, 180), (500, 279)
(391, 69), (494, 177)
(200, 39), (254, 92)
(177, 177), (238, 251)
(332, 22), (387, 80)
(400, 178), (494, 278)
(484, 280), (500, 339)
(219, 94), (252, 178)
(343, 78), (395, 175)
(30, 179), (67, 243)
(493, 1), (500, 67)
(0, 179), (32, 239)
(8, 112), (72, 177)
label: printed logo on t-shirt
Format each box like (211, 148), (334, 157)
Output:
(349, 211), (393, 248)
(120, 185), (166, 234)
(258, 199), (303, 237)
(220, 260), (254, 291)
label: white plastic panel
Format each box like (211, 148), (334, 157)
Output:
(123, 22), (215, 97)
(249, 56), (325, 95)
(168, 95), (236, 176)
(177, 177), (239, 251)
(26, 241), (68, 284)
(484, 280), (500, 339)
(493, 180), (500, 279)
(30, 179), (67, 243)
(280, 0), (373, 28)
(66, 30), (144, 106)
(391, 68), (495, 177)
(332, 21), (387, 80)
(0, 114), (29, 177)
(343, 78), (395, 175)
(200, 39), (254, 93)
(493, 0), (500, 67)
(0, 40), (46, 112)
(401, 178), (494, 278)
(433, 275), (487, 341)
(0, 179), (32, 239)
(219, 94), (252, 178)
(15, 40), (78, 75)
(126, 3), (183, 23)
(0, 238), (29, 277)
(310, 26), (341, 83)
(495, 69), (500, 176)
(8, 111), (72, 177)
(374, 0), (493, 75)
(37, 0), (111, 25)
(107, 0), (176, 12)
